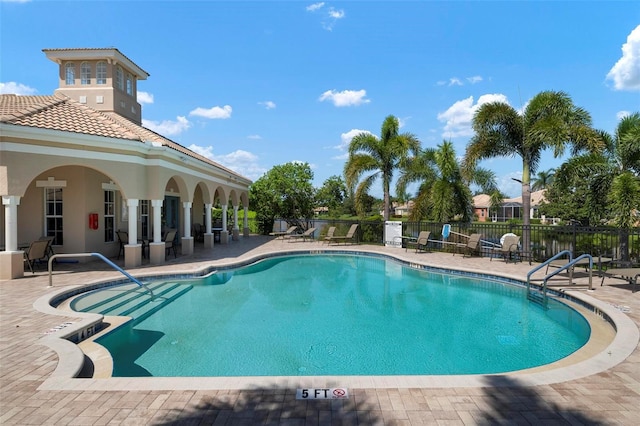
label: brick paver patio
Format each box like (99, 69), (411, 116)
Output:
(1, 235), (639, 425)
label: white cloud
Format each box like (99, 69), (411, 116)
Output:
(306, 2), (324, 12)
(328, 8), (345, 19)
(259, 100), (276, 109)
(319, 89), (370, 107)
(617, 110), (631, 120)
(607, 24), (640, 91)
(189, 105), (232, 119)
(437, 93), (509, 138)
(137, 91), (154, 104)
(336, 128), (372, 151)
(188, 146), (265, 181)
(247, 134), (262, 140)
(307, 2), (344, 31)
(0, 81), (37, 95)
(498, 171), (524, 198)
(142, 116), (191, 136)
(437, 76), (483, 87)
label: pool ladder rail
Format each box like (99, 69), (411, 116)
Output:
(526, 250), (594, 307)
(48, 252), (154, 299)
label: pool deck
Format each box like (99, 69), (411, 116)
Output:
(1, 235), (639, 425)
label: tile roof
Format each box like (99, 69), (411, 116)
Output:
(0, 94), (248, 181)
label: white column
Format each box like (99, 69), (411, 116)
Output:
(233, 205), (239, 231)
(205, 203), (212, 234)
(183, 201), (192, 238)
(243, 206), (249, 229)
(152, 199), (163, 243)
(127, 199), (139, 244)
(2, 196), (20, 251)
(222, 204), (228, 231)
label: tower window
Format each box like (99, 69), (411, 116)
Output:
(96, 61), (107, 84)
(81, 62), (91, 85)
(116, 66), (124, 91)
(126, 73), (133, 95)
(65, 63), (75, 85)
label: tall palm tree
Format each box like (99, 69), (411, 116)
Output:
(397, 140), (499, 223)
(553, 112), (640, 227)
(463, 90), (602, 252)
(531, 169), (555, 191)
(344, 115), (421, 220)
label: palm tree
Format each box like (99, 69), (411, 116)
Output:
(344, 115), (421, 220)
(463, 90), (602, 252)
(397, 140), (499, 223)
(553, 112), (640, 227)
(531, 169), (555, 191)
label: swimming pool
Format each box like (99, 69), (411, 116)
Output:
(71, 253), (590, 377)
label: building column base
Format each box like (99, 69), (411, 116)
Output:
(124, 245), (142, 268)
(181, 237), (194, 255)
(220, 231), (229, 244)
(149, 243), (165, 265)
(0, 251), (25, 279)
(203, 233), (214, 249)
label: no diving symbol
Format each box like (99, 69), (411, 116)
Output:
(332, 388), (347, 398)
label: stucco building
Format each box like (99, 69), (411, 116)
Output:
(0, 48), (251, 279)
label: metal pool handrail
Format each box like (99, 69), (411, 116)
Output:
(526, 250), (572, 305)
(48, 252), (154, 298)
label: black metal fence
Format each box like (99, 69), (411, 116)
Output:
(267, 219), (640, 264)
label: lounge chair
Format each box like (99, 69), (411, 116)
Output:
(601, 267), (640, 292)
(327, 224), (359, 245)
(287, 227), (317, 242)
(460, 233), (483, 257)
(23, 239), (50, 274)
(406, 231), (431, 253)
(323, 226), (336, 244)
(163, 230), (177, 258)
(269, 226), (297, 239)
(491, 234), (521, 262)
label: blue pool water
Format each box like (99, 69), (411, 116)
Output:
(72, 254), (591, 377)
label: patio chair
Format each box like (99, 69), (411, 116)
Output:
(163, 230), (177, 258)
(192, 223), (204, 242)
(116, 231), (128, 260)
(327, 224), (359, 245)
(38, 236), (56, 260)
(269, 226), (297, 239)
(322, 226), (336, 244)
(287, 227), (317, 242)
(490, 234), (521, 262)
(460, 233), (483, 257)
(23, 239), (50, 274)
(406, 231), (431, 253)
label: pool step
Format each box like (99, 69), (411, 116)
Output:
(116, 284), (192, 322)
(77, 282), (191, 319)
(527, 290), (548, 309)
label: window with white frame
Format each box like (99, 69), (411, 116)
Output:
(116, 66), (124, 91)
(65, 63), (75, 85)
(96, 61), (107, 84)
(126, 73), (133, 95)
(104, 190), (115, 242)
(81, 62), (91, 85)
(44, 188), (63, 245)
(140, 200), (150, 239)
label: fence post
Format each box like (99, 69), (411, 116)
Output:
(620, 227), (630, 262)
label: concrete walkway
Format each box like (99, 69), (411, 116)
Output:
(1, 235), (639, 425)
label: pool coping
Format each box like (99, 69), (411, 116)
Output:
(34, 246), (640, 391)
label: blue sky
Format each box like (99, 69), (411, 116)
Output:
(1, 1), (639, 198)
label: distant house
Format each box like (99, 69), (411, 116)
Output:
(472, 190), (547, 222)
(472, 194), (492, 222)
(392, 201), (414, 217)
(313, 206), (329, 215)
(0, 48), (251, 279)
